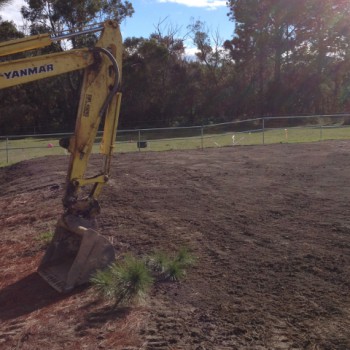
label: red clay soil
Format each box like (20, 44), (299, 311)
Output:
(1, 141), (350, 350)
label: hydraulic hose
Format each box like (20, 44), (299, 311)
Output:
(92, 46), (121, 118)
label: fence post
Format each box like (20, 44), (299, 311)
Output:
(201, 126), (204, 150)
(320, 125), (323, 141)
(262, 118), (265, 145)
(138, 129), (141, 152)
(6, 138), (9, 164)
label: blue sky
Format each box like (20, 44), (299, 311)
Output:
(120, 0), (234, 41)
(0, 0), (235, 50)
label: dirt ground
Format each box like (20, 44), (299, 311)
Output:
(1, 141), (350, 350)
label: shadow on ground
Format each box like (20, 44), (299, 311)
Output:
(0, 273), (73, 321)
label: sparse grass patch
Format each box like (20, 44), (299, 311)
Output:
(91, 254), (153, 307)
(90, 248), (195, 308)
(161, 259), (186, 281)
(147, 247), (195, 282)
(175, 246), (195, 267)
(35, 231), (54, 245)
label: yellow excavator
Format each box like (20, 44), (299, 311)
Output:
(0, 20), (122, 292)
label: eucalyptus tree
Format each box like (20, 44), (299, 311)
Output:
(187, 20), (234, 123)
(296, 0), (350, 113)
(225, 0), (304, 116)
(21, 0), (134, 41)
(10, 0), (135, 134)
(226, 0), (350, 116)
(121, 31), (189, 128)
(0, 11), (29, 136)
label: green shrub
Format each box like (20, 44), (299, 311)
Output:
(175, 247), (195, 267)
(89, 267), (115, 299)
(162, 258), (186, 281)
(91, 248), (195, 308)
(147, 247), (195, 282)
(90, 254), (153, 307)
(146, 251), (170, 275)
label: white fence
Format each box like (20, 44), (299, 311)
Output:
(1, 114), (350, 165)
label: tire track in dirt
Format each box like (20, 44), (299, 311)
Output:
(1, 142), (350, 349)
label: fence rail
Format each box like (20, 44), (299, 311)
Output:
(1, 114), (350, 165)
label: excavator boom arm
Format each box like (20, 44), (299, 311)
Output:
(0, 22), (105, 57)
(0, 49), (94, 89)
(0, 33), (52, 56)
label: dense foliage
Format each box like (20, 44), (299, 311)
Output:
(1, 0), (350, 135)
(225, 0), (350, 117)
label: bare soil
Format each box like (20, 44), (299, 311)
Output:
(1, 141), (350, 350)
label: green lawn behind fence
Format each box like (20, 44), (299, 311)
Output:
(1, 126), (350, 166)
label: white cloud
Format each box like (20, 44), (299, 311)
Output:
(184, 45), (197, 59)
(0, 0), (26, 26)
(158, 0), (226, 10)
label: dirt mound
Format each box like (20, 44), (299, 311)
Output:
(1, 141), (350, 349)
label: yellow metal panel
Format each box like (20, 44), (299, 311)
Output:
(66, 21), (123, 187)
(67, 58), (109, 182)
(100, 92), (122, 156)
(0, 49), (94, 89)
(0, 34), (52, 57)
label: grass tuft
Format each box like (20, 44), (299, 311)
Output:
(147, 247), (195, 282)
(91, 248), (195, 308)
(175, 246), (195, 267)
(91, 254), (153, 307)
(35, 231), (54, 245)
(89, 268), (115, 299)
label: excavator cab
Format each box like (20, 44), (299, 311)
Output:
(0, 20), (123, 292)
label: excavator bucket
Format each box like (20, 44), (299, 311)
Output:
(37, 215), (115, 293)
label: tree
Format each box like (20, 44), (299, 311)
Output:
(121, 32), (188, 128)
(21, 0), (134, 41)
(3, 0), (135, 135)
(226, 0), (350, 117)
(187, 19), (234, 123)
(226, 0), (303, 116)
(0, 17), (28, 136)
(296, 0), (350, 113)
(0, 0), (11, 10)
